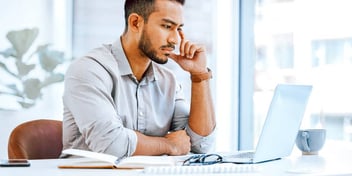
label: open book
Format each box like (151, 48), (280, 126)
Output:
(58, 149), (177, 169)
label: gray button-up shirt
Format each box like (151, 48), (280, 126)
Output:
(62, 38), (215, 158)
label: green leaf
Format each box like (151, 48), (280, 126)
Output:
(35, 44), (51, 53)
(0, 62), (8, 71)
(4, 84), (19, 93)
(17, 101), (35, 109)
(41, 73), (64, 88)
(16, 60), (36, 76)
(0, 62), (17, 78)
(23, 78), (41, 99)
(38, 49), (65, 72)
(0, 48), (16, 58)
(7, 84), (18, 90)
(6, 28), (39, 59)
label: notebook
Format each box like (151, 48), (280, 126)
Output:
(58, 149), (176, 169)
(223, 84), (313, 164)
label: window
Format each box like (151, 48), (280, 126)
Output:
(242, 0), (352, 147)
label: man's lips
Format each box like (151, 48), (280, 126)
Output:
(161, 46), (175, 51)
(162, 47), (175, 56)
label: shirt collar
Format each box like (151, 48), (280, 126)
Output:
(111, 37), (158, 82)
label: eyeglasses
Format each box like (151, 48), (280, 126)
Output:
(182, 154), (223, 166)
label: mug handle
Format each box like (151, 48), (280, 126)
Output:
(301, 131), (311, 152)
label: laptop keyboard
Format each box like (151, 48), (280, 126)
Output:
(229, 151), (255, 158)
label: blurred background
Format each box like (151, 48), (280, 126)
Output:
(0, 0), (351, 159)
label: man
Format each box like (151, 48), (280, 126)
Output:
(62, 0), (216, 158)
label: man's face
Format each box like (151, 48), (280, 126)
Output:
(138, 0), (184, 64)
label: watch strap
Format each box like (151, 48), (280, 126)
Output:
(190, 68), (212, 83)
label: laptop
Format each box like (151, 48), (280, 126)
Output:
(223, 84), (313, 164)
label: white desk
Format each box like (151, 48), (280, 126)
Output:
(1, 141), (352, 176)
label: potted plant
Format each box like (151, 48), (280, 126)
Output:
(0, 28), (68, 110)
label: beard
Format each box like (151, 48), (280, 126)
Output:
(138, 29), (174, 64)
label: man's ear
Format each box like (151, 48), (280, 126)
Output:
(128, 13), (144, 32)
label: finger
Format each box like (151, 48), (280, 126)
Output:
(188, 44), (198, 58)
(179, 39), (187, 56)
(179, 31), (186, 56)
(187, 44), (204, 59)
(168, 53), (181, 62)
(179, 31), (185, 40)
(184, 41), (193, 58)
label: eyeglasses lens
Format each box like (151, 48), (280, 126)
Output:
(183, 154), (222, 166)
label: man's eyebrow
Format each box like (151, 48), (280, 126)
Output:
(162, 18), (184, 27)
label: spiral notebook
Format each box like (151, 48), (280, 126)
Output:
(144, 164), (257, 174)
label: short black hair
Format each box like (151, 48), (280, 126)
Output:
(124, 0), (185, 30)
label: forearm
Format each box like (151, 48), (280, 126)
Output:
(133, 132), (171, 156)
(188, 79), (216, 136)
(169, 30), (215, 136)
(133, 130), (191, 156)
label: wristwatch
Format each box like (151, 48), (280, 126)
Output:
(190, 68), (212, 83)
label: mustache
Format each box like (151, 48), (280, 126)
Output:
(161, 44), (175, 50)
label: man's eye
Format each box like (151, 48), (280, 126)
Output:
(162, 24), (172, 29)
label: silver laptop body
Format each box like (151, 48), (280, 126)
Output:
(224, 84), (313, 164)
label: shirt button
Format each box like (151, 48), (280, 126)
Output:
(139, 111), (144, 116)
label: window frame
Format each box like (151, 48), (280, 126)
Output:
(238, 0), (256, 150)
(213, 0), (241, 152)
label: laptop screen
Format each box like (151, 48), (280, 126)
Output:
(253, 84), (312, 163)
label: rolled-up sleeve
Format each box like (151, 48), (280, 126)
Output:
(186, 125), (216, 153)
(63, 58), (137, 158)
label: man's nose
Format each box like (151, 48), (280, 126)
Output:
(168, 30), (180, 45)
